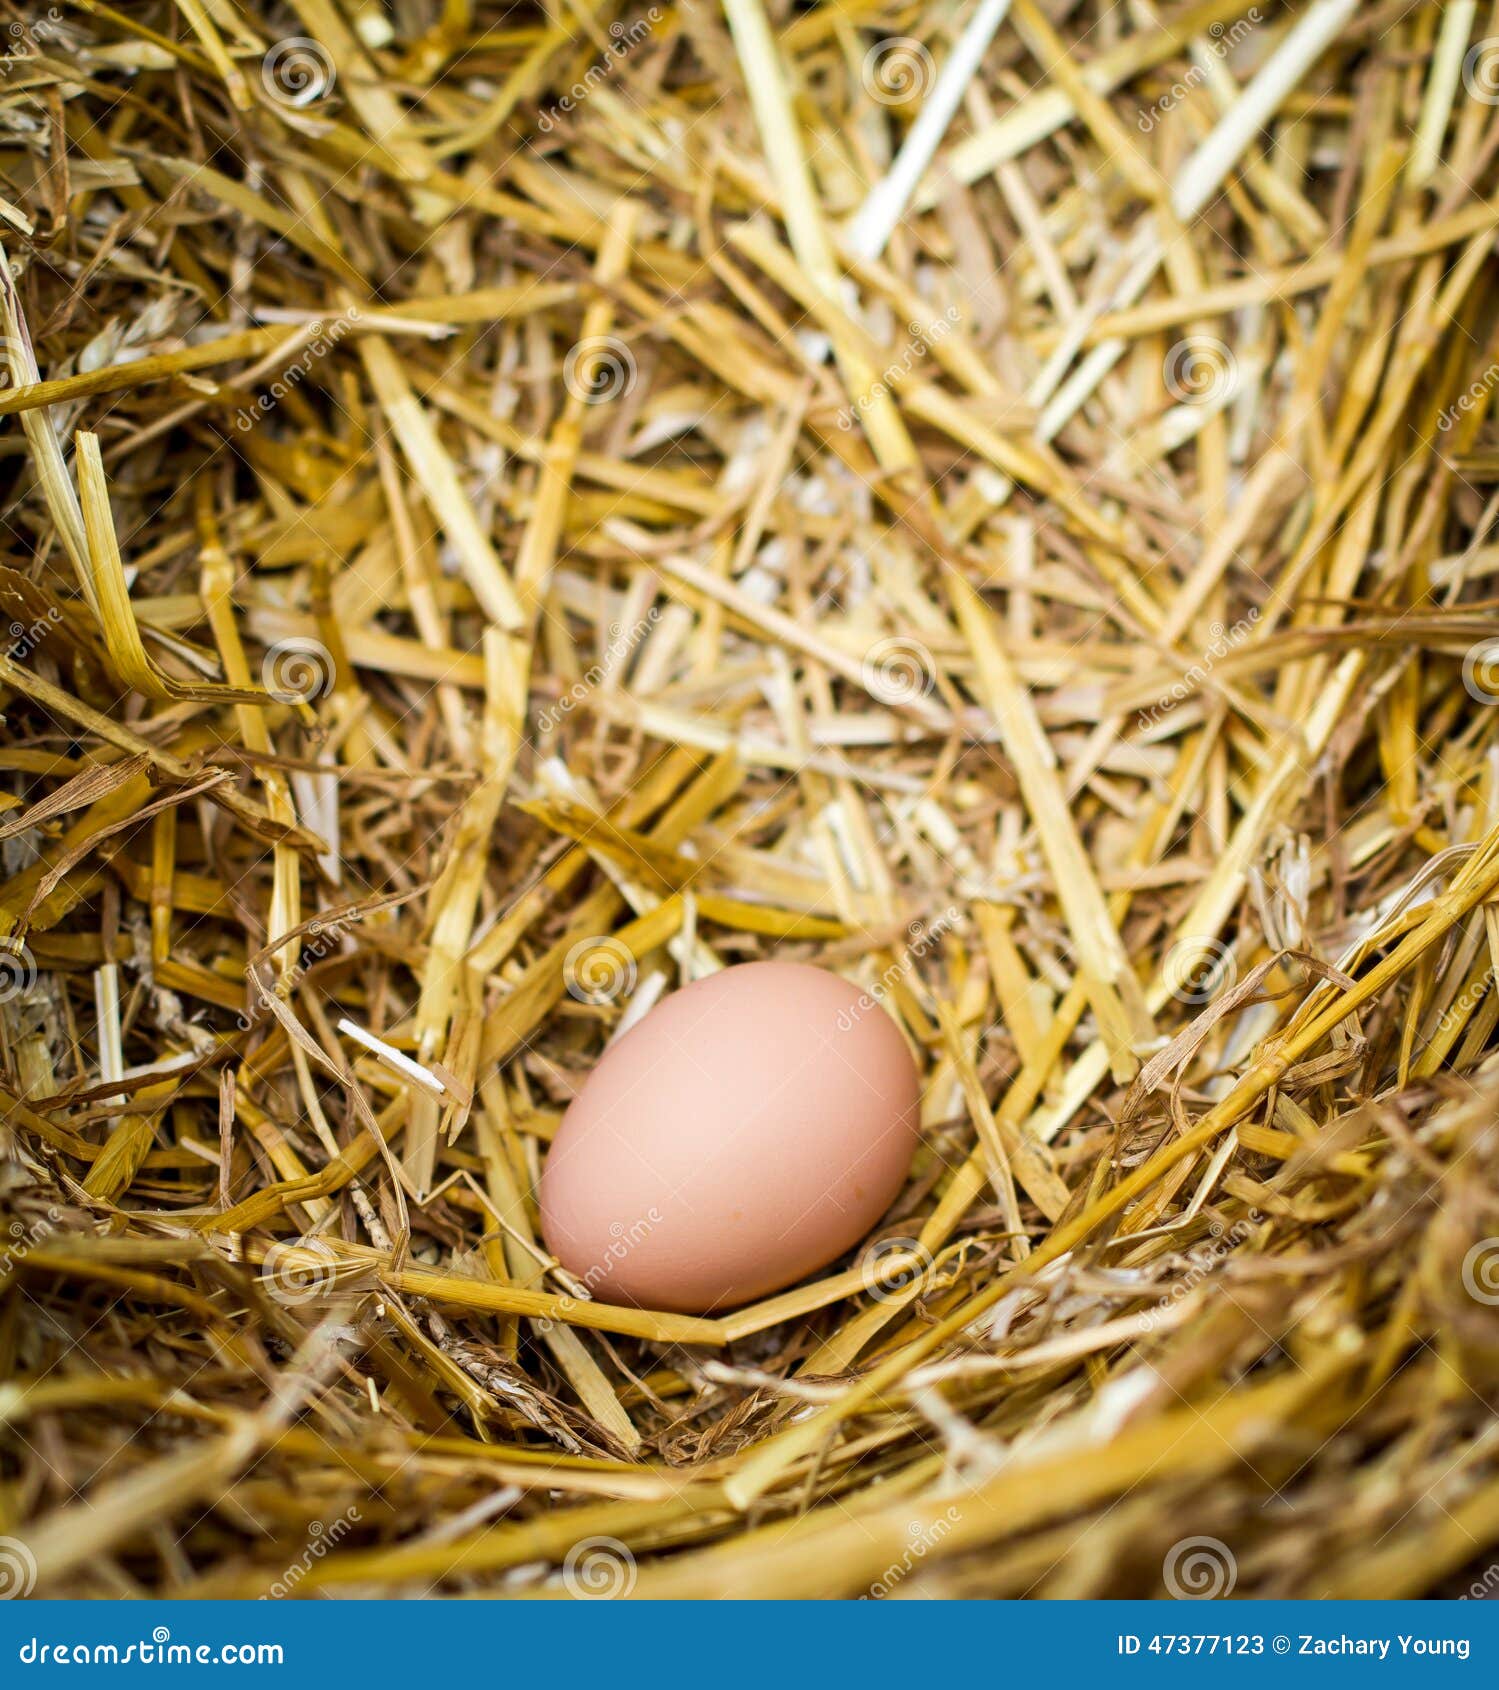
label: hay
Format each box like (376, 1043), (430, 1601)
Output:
(1, 0), (1499, 1601)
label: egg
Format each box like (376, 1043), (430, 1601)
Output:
(539, 960), (921, 1314)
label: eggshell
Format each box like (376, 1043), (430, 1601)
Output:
(539, 960), (921, 1313)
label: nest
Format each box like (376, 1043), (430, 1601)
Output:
(1, 0), (1499, 1601)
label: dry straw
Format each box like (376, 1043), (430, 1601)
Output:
(0, 0), (1497, 1601)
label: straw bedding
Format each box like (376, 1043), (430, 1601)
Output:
(2, 0), (1499, 1600)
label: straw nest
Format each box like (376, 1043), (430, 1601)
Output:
(2, 0), (1499, 1602)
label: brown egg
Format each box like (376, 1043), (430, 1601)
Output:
(539, 960), (921, 1313)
